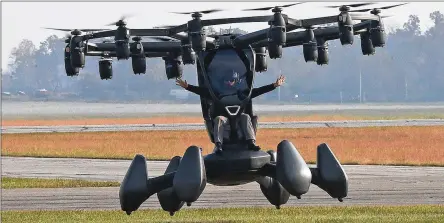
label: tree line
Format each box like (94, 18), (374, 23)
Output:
(2, 12), (443, 103)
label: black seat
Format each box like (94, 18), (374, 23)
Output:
(204, 114), (258, 145)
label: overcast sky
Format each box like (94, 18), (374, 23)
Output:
(3, 1), (444, 71)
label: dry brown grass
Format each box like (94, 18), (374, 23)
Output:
(0, 114), (410, 126)
(2, 126), (443, 166)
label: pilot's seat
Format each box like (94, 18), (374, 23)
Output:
(203, 114), (271, 185)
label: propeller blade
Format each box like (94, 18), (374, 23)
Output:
(200, 9), (224, 14)
(349, 8), (372, 12)
(242, 6), (274, 11)
(379, 3), (408, 10)
(43, 27), (109, 32)
(170, 8), (224, 15)
(325, 3), (375, 8)
(242, 2), (305, 11)
(105, 13), (135, 26)
(349, 3), (408, 13)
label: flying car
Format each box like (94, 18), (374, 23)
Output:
(44, 2), (408, 216)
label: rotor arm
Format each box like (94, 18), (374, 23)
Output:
(201, 15), (273, 27)
(88, 41), (182, 52)
(129, 29), (171, 36)
(233, 28), (269, 48)
(258, 20), (374, 48)
(86, 30), (116, 39)
(349, 13), (381, 21)
(85, 51), (169, 58)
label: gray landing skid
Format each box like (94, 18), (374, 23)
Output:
(118, 140), (348, 215)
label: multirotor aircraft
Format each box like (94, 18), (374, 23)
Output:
(45, 2), (407, 216)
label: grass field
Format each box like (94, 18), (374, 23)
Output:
(3, 113), (444, 126)
(2, 126), (444, 166)
(2, 205), (443, 223)
(1, 177), (120, 189)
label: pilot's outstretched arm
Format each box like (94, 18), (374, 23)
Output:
(250, 75), (285, 98)
(176, 78), (212, 99)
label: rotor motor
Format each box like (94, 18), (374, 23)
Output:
(188, 13), (206, 52)
(337, 12), (354, 45)
(268, 42), (282, 59)
(254, 47), (268, 73)
(69, 35), (86, 68)
(130, 36), (147, 74)
(99, 57), (113, 80)
(64, 42), (80, 76)
(302, 28), (318, 62)
(268, 8), (287, 46)
(267, 8), (286, 59)
(369, 21), (386, 47)
(316, 38), (329, 65)
(181, 39), (196, 65)
(115, 25), (131, 60)
(360, 31), (375, 56)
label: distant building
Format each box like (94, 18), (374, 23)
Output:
(169, 89), (189, 100)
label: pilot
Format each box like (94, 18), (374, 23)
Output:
(176, 75), (285, 154)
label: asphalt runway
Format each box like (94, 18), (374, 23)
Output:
(3, 101), (444, 119)
(2, 157), (444, 211)
(3, 119), (444, 134)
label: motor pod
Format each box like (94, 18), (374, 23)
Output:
(99, 57), (113, 80)
(69, 36), (85, 68)
(370, 20), (386, 47)
(64, 44), (79, 76)
(303, 28), (318, 62)
(254, 47), (268, 72)
(316, 38), (329, 65)
(275, 140), (312, 197)
(310, 143), (348, 201)
(119, 154), (150, 215)
(172, 146), (206, 203)
(130, 37), (146, 74)
(360, 32), (375, 55)
(157, 156), (185, 215)
(115, 26), (131, 60)
(163, 55), (183, 80)
(187, 14), (206, 52)
(257, 150), (290, 209)
(268, 12), (286, 46)
(337, 12), (354, 45)
(181, 39), (196, 65)
(268, 42), (282, 59)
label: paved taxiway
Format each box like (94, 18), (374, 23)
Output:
(2, 157), (444, 210)
(3, 119), (444, 134)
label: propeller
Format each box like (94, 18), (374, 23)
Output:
(170, 8), (224, 15)
(325, 3), (375, 8)
(348, 3), (408, 13)
(42, 27), (108, 33)
(242, 2), (305, 11)
(105, 13), (135, 26)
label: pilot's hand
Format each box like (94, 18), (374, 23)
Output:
(176, 78), (188, 89)
(273, 75), (285, 87)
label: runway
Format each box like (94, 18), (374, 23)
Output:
(2, 157), (444, 211)
(3, 101), (444, 119)
(3, 119), (444, 134)
(2, 102), (443, 211)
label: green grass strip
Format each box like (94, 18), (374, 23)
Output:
(1, 177), (120, 189)
(1, 205), (443, 223)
